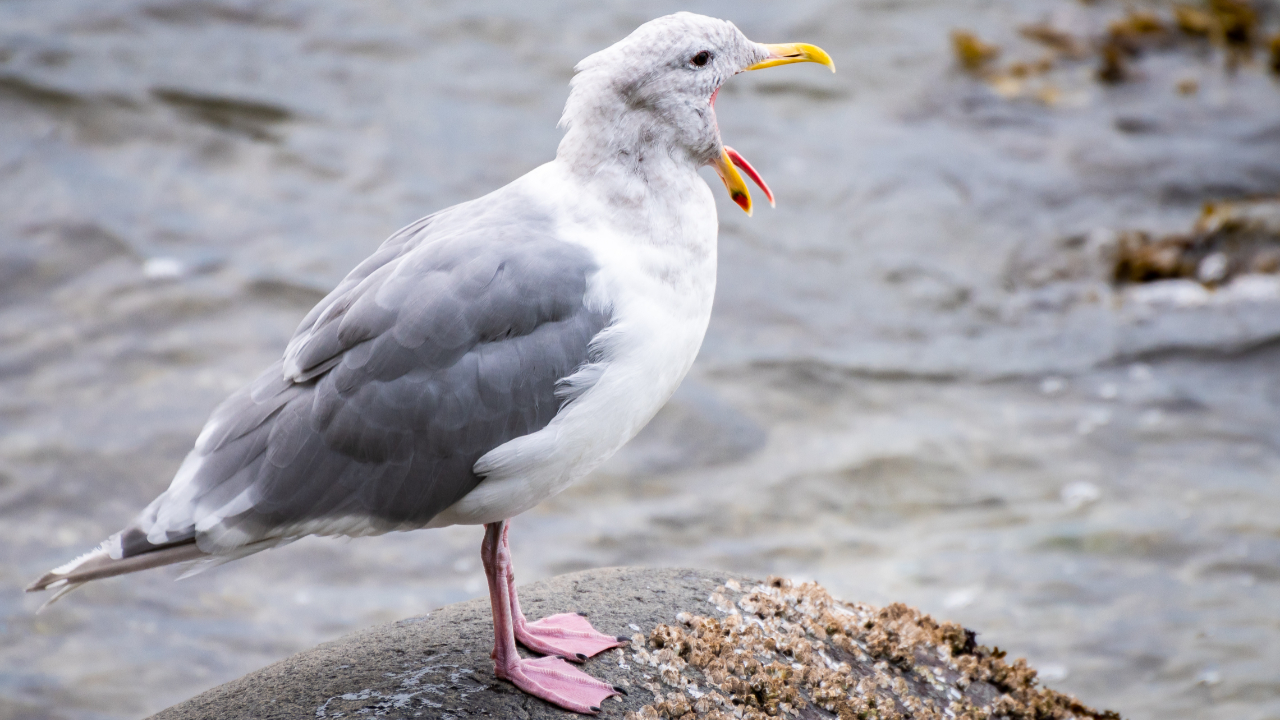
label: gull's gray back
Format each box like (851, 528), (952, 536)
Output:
(124, 188), (609, 555)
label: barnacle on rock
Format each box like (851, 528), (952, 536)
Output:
(625, 578), (1119, 720)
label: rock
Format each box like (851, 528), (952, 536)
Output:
(149, 567), (1118, 720)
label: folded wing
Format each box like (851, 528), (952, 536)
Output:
(127, 198), (609, 557)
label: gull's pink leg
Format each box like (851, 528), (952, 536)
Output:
(500, 522), (629, 662)
(481, 521), (621, 714)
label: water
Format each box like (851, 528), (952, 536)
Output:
(2, 0), (1279, 718)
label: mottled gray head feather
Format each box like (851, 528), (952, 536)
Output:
(558, 12), (769, 170)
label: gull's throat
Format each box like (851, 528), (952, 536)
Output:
(708, 86), (774, 213)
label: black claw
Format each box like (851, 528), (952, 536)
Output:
(589, 706), (601, 713)
(577, 611), (589, 617)
(576, 652), (588, 661)
(616, 635), (631, 642)
(613, 685), (628, 695)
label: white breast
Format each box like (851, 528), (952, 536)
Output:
(430, 160), (719, 527)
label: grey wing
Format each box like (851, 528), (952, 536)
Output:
(281, 212), (435, 382)
(125, 211), (608, 556)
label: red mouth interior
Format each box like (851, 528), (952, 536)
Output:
(724, 146), (775, 206)
(710, 88), (775, 209)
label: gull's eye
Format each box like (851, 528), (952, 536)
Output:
(691, 50), (712, 67)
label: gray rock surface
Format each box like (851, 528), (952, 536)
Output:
(149, 567), (738, 720)
(148, 567), (1115, 720)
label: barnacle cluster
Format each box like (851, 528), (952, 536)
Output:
(623, 577), (1118, 720)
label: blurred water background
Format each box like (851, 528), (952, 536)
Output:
(2, 0), (1280, 718)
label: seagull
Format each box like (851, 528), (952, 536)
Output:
(27, 13), (832, 714)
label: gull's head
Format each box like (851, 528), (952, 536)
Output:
(559, 13), (834, 215)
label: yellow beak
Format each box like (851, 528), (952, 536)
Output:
(714, 42), (834, 215)
(745, 43), (837, 73)
(714, 147), (754, 216)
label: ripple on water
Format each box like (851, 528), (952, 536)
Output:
(2, 1), (1279, 719)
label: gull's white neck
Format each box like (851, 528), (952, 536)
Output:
(556, 131), (709, 228)
(437, 145), (721, 528)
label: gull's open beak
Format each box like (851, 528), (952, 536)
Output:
(714, 42), (834, 215)
(745, 43), (837, 73)
(713, 147), (753, 216)
(713, 147), (773, 217)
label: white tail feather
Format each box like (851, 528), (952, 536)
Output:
(50, 543), (113, 576)
(38, 580), (87, 612)
(27, 540), (209, 600)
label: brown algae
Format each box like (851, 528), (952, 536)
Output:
(951, 31), (1001, 72)
(1112, 198), (1280, 286)
(953, 0), (1278, 95)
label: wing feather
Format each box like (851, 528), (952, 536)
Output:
(122, 198), (609, 556)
